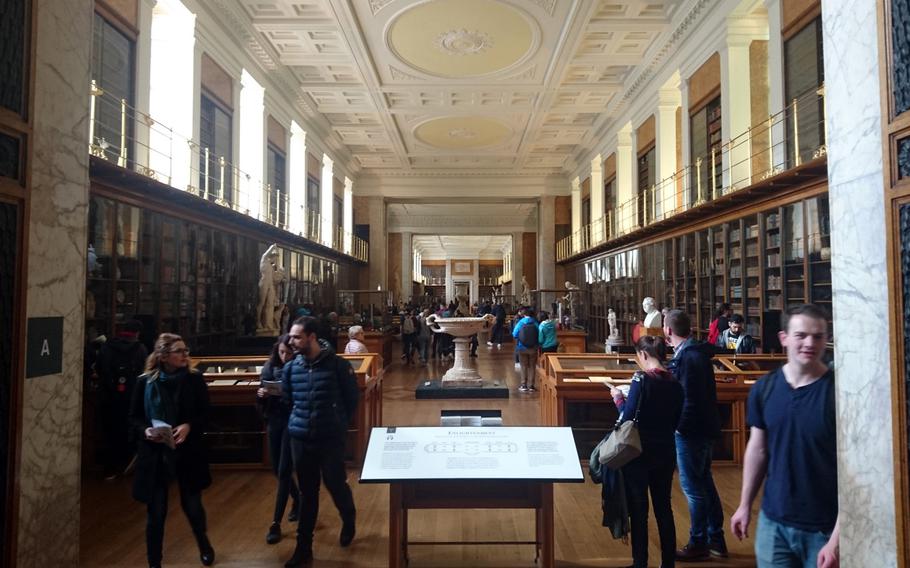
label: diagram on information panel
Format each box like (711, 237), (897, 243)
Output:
(424, 441), (518, 455)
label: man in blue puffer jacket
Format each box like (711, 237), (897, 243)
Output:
(282, 316), (359, 567)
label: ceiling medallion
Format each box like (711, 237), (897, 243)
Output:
(448, 128), (477, 139)
(434, 29), (493, 56)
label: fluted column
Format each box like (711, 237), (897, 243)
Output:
(590, 156), (604, 243)
(570, 177), (581, 253)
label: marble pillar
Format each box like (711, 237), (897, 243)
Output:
(821, 0), (897, 565)
(538, 196), (556, 309)
(288, 122), (307, 236)
(512, 231), (524, 305)
(656, 84), (681, 219)
(570, 177), (581, 253)
(18, 0), (93, 565)
(401, 232), (412, 303)
(367, 196), (387, 296)
(765, 0), (786, 173)
(616, 123), (635, 233)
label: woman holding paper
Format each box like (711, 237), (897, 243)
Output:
(256, 334), (300, 544)
(608, 335), (684, 568)
(129, 333), (214, 568)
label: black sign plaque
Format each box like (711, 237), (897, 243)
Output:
(26, 317), (64, 378)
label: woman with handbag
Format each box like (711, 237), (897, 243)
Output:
(609, 335), (684, 568)
(129, 333), (214, 568)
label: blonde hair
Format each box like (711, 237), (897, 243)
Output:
(143, 333), (194, 379)
(348, 325), (364, 338)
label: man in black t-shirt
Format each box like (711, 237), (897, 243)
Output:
(730, 304), (839, 568)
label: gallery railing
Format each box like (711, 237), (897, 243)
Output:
(557, 85), (827, 261)
(88, 82), (368, 263)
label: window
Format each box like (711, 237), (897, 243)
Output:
(690, 96), (722, 205)
(305, 175), (320, 240)
(199, 93), (233, 204)
(784, 18), (826, 166)
(91, 13), (135, 164)
(637, 147), (656, 227)
(604, 177), (616, 237)
(266, 144), (286, 227)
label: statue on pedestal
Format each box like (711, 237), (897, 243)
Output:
(256, 244), (286, 335)
(642, 296), (662, 330)
(520, 276), (531, 306)
(608, 309), (619, 340)
(563, 281), (580, 315)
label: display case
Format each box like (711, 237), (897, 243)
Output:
(195, 352), (383, 467)
(538, 352), (787, 463)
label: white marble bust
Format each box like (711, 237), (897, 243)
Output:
(642, 297), (661, 328)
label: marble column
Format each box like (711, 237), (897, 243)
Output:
(720, 28), (752, 191)
(149, 0), (195, 188)
(320, 154), (333, 247)
(538, 195), (556, 309)
(288, 122), (307, 236)
(512, 231), (524, 305)
(570, 177), (581, 253)
(765, 0), (786, 173)
(133, 0), (155, 169)
(656, 84), (681, 219)
(19, 0), (93, 565)
(445, 259), (453, 301)
(590, 156), (604, 243)
(821, 0), (897, 565)
(239, 69), (264, 220)
(367, 196), (387, 295)
(343, 177), (353, 254)
(616, 123), (635, 233)
(401, 232), (412, 303)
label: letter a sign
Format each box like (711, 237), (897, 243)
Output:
(26, 317), (63, 378)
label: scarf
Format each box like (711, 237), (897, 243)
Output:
(144, 367), (181, 427)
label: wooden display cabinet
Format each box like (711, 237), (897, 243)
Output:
(538, 352), (787, 464)
(556, 330), (587, 353)
(194, 352), (383, 468)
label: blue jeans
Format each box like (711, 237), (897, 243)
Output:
(675, 433), (724, 545)
(755, 511), (831, 568)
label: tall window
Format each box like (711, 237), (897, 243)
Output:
(637, 146), (656, 227)
(690, 96), (722, 205)
(91, 13), (135, 164)
(785, 18), (825, 166)
(604, 177), (616, 237)
(305, 175), (320, 240)
(199, 93), (232, 204)
(266, 144), (286, 227)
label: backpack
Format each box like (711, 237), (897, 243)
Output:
(517, 321), (539, 348)
(402, 316), (415, 335)
(100, 342), (145, 395)
(708, 319), (720, 345)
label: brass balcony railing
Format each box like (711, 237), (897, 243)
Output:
(557, 86), (827, 262)
(88, 82), (368, 263)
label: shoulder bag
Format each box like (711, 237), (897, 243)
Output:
(599, 375), (644, 470)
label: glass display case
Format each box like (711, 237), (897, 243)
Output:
(195, 353), (383, 466)
(538, 352), (787, 463)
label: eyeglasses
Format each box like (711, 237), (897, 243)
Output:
(169, 348), (190, 355)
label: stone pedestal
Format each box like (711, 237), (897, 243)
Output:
(440, 337), (483, 387)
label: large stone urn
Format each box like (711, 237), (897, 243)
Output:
(426, 313), (495, 387)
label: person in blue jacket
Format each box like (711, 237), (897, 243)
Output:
(282, 317), (359, 567)
(537, 311), (559, 353)
(512, 309), (539, 393)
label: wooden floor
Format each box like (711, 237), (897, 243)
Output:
(80, 345), (758, 567)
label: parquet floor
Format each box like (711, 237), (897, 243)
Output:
(80, 344), (758, 567)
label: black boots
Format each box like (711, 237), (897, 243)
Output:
(284, 546), (313, 567)
(198, 535), (215, 566)
(267, 522), (282, 545)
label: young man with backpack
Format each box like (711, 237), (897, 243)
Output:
(730, 304), (839, 568)
(96, 319), (148, 479)
(512, 309), (539, 393)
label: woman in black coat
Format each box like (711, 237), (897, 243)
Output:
(609, 336), (684, 568)
(256, 334), (300, 544)
(129, 333), (214, 568)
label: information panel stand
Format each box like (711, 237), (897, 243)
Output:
(360, 426), (583, 567)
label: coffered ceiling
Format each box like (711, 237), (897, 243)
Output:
(231, 0), (690, 178)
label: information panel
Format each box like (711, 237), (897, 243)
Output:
(360, 426), (584, 482)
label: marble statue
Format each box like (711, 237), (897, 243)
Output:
(520, 276), (531, 306)
(563, 281), (580, 315)
(642, 296), (662, 329)
(256, 244), (286, 334)
(455, 294), (471, 317)
(608, 309), (619, 339)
